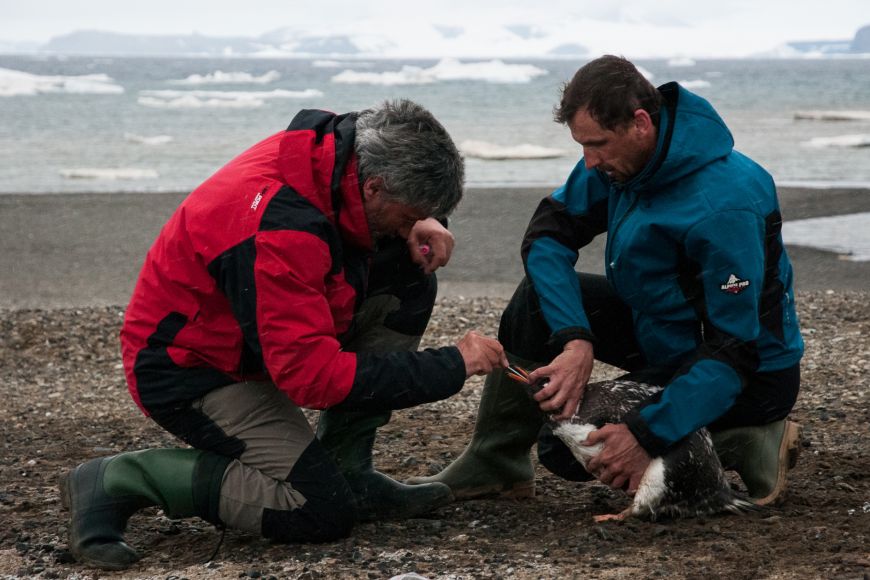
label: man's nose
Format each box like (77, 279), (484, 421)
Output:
(584, 150), (600, 169)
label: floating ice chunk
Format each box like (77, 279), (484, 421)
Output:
(140, 88), (322, 99)
(331, 58), (547, 85)
(0, 67), (124, 97)
(124, 133), (174, 145)
(794, 110), (870, 121)
(460, 140), (567, 160)
(332, 65), (434, 85)
(137, 88), (322, 108)
(803, 134), (870, 148)
(60, 168), (158, 180)
(168, 70), (281, 85)
(668, 57), (696, 67)
(138, 95), (264, 108)
(427, 58), (547, 83)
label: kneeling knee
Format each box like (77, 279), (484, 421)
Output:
(262, 439), (359, 543)
(262, 486), (357, 543)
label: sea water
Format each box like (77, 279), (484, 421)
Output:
(1, 54), (869, 256)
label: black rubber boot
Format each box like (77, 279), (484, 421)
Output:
(60, 449), (230, 570)
(405, 353), (544, 499)
(316, 410), (453, 521)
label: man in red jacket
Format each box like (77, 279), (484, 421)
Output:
(61, 100), (506, 570)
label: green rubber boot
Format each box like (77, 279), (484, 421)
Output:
(60, 449), (230, 570)
(405, 354), (543, 499)
(316, 410), (453, 521)
(711, 419), (802, 505)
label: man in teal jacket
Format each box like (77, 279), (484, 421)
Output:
(410, 55), (804, 505)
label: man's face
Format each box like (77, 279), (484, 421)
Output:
(569, 107), (656, 184)
(363, 181), (427, 240)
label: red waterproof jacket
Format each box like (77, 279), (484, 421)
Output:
(120, 110), (465, 416)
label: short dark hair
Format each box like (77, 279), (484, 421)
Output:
(554, 55), (662, 130)
(355, 99), (464, 219)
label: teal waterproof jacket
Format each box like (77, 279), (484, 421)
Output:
(521, 83), (804, 455)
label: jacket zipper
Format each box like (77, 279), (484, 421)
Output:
(606, 188), (643, 274)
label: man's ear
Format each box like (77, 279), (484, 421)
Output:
(362, 176), (384, 202)
(633, 109), (654, 135)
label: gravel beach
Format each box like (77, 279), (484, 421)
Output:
(0, 187), (868, 579)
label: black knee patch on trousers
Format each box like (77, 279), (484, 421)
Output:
(261, 438), (357, 543)
(366, 236), (438, 337)
(382, 272), (437, 337)
(499, 277), (560, 361)
(708, 362), (800, 431)
(500, 274), (647, 371)
(151, 405), (248, 460)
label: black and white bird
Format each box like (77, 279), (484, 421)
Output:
(507, 367), (754, 521)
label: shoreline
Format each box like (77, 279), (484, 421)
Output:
(2, 185), (869, 309)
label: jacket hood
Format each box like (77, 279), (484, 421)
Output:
(278, 109), (372, 251)
(634, 82), (734, 191)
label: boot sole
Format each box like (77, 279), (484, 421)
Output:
(452, 480), (535, 500)
(753, 420), (801, 507)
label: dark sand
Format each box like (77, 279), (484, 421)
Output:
(1, 186), (868, 309)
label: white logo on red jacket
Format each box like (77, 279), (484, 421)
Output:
(250, 191), (263, 211)
(720, 274), (750, 294)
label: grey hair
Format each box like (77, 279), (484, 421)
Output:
(354, 99), (464, 218)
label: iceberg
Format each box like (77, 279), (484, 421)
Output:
(168, 70), (281, 85)
(59, 168), (158, 180)
(137, 88), (322, 109)
(460, 140), (567, 160)
(803, 134), (870, 148)
(0, 67), (123, 97)
(794, 110), (870, 121)
(331, 58), (547, 85)
(124, 133), (174, 145)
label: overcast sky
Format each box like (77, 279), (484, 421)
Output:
(2, 0), (868, 57)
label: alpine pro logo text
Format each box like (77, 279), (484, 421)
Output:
(720, 274), (750, 294)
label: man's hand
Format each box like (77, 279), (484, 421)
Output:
(584, 423), (651, 495)
(408, 218), (454, 274)
(527, 339), (594, 420)
(456, 331), (509, 377)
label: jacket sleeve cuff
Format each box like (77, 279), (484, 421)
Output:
(547, 327), (596, 351)
(333, 346), (466, 413)
(624, 409), (673, 458)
